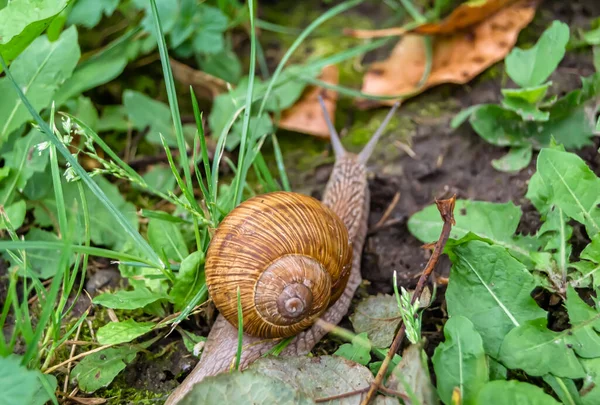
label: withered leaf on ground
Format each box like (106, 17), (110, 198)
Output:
(357, 0), (539, 108)
(170, 58), (228, 101)
(277, 65), (339, 138)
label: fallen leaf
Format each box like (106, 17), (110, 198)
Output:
(358, 0), (539, 108)
(277, 65), (339, 138)
(387, 342), (439, 405)
(68, 397), (107, 405)
(170, 58), (228, 100)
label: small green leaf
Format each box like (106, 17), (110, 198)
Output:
(191, 5), (228, 55)
(477, 380), (561, 404)
(96, 319), (155, 345)
(584, 26), (600, 46)
(501, 83), (550, 104)
(71, 346), (139, 393)
(333, 332), (372, 366)
(499, 318), (586, 379)
(141, 165), (176, 194)
(97, 105), (130, 132)
(0, 199), (26, 230)
(93, 286), (168, 310)
(501, 96), (549, 121)
(349, 294), (402, 348)
(0, 26), (80, 141)
(537, 148), (600, 237)
(581, 233), (600, 263)
(170, 251), (206, 311)
(0, 355), (51, 405)
(450, 105), (481, 129)
(180, 329), (206, 355)
(198, 47), (242, 84)
(491, 145), (532, 173)
(564, 286), (600, 358)
(505, 20), (569, 88)
(180, 369), (314, 404)
(0, 0), (69, 66)
(469, 105), (529, 147)
(3, 129), (48, 193)
(67, 0), (119, 28)
(432, 316), (488, 405)
(123, 89), (177, 146)
(580, 358), (600, 405)
(147, 218), (189, 263)
(446, 241), (547, 358)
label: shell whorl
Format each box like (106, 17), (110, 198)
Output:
(205, 191), (353, 338)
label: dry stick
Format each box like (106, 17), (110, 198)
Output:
(44, 344), (115, 374)
(64, 321), (85, 392)
(369, 192), (401, 233)
(361, 195), (457, 405)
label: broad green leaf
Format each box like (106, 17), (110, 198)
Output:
(198, 47), (242, 84)
(180, 369), (314, 405)
(0, 355), (43, 405)
(67, 0), (119, 28)
(169, 0), (196, 48)
(408, 200), (529, 259)
(501, 96), (549, 121)
(491, 145), (532, 173)
(469, 105), (529, 147)
(2, 129), (48, 196)
(0, 199), (25, 230)
(226, 113), (273, 151)
(96, 319), (155, 345)
(387, 343), (439, 405)
(16, 228), (66, 279)
(499, 318), (586, 378)
(543, 375), (582, 405)
(69, 96), (99, 131)
(251, 355), (375, 402)
(477, 380), (561, 405)
(333, 332), (372, 366)
(54, 28), (140, 106)
(133, 0), (179, 36)
(584, 26), (600, 46)
(565, 286), (600, 358)
(581, 233), (600, 263)
(349, 294), (402, 348)
(29, 373), (57, 405)
(0, 26), (80, 141)
(432, 316), (488, 405)
(488, 357), (507, 380)
(147, 218), (189, 263)
(501, 83), (550, 104)
(141, 165), (176, 194)
(170, 251), (206, 311)
(446, 241), (546, 358)
(35, 175), (138, 250)
(71, 346), (138, 392)
(0, 0), (69, 66)
(93, 286), (168, 310)
(191, 6), (228, 55)
(505, 21), (569, 88)
(123, 89), (177, 146)
(537, 148), (600, 237)
(97, 105), (130, 132)
(580, 358), (600, 405)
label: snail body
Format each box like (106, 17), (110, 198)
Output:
(166, 98), (399, 405)
(205, 191), (353, 338)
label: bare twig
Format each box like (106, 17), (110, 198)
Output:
(369, 192), (401, 233)
(44, 344), (115, 374)
(361, 195), (456, 405)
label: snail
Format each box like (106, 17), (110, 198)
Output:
(166, 97), (400, 405)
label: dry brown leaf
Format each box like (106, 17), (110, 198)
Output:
(170, 58), (228, 100)
(357, 0), (539, 109)
(67, 397), (107, 405)
(277, 65), (339, 139)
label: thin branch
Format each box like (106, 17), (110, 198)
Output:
(361, 195), (456, 405)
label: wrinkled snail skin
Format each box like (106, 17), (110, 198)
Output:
(165, 100), (399, 405)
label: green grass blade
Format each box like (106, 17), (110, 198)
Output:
(234, 286), (243, 371)
(271, 134), (290, 192)
(0, 55), (162, 269)
(190, 89), (213, 199)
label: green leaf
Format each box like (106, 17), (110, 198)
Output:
(0, 355), (51, 405)
(179, 369), (314, 405)
(69, 96), (99, 131)
(67, 0), (119, 28)
(349, 294), (402, 348)
(0, 0), (69, 67)
(0, 26), (80, 141)
(16, 228), (66, 279)
(581, 233), (600, 263)
(191, 5), (228, 55)
(170, 250), (205, 311)
(469, 105), (530, 147)
(491, 145), (532, 173)
(408, 200), (530, 260)
(36, 175), (138, 250)
(97, 105), (130, 132)
(0, 199), (26, 230)
(71, 346), (139, 393)
(536, 148), (600, 237)
(123, 89), (177, 146)
(2, 129), (48, 194)
(198, 47), (242, 84)
(251, 355), (375, 402)
(446, 241), (547, 358)
(133, 0), (179, 36)
(543, 375), (582, 405)
(227, 113), (273, 151)
(499, 318), (586, 378)
(93, 286), (168, 310)
(96, 319), (155, 345)
(501, 96), (549, 121)
(180, 329), (206, 355)
(505, 20), (569, 88)
(141, 165), (176, 194)
(477, 380), (561, 404)
(147, 218), (189, 263)
(432, 316), (488, 405)
(580, 358), (600, 405)
(450, 105), (481, 129)
(333, 332), (372, 366)
(501, 83), (550, 104)
(564, 286), (600, 358)
(584, 26), (600, 46)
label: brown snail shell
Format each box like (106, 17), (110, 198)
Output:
(205, 191), (353, 338)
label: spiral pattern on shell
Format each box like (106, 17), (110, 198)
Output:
(205, 191), (353, 338)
